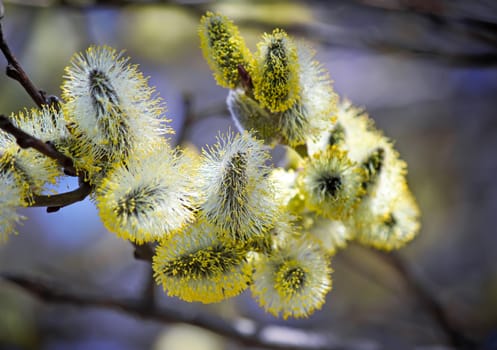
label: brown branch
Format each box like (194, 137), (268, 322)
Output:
(0, 274), (369, 350)
(196, 102), (229, 120)
(5, 0), (497, 67)
(0, 21), (48, 108)
(370, 249), (477, 350)
(31, 182), (92, 212)
(235, 18), (497, 68)
(132, 242), (155, 262)
(139, 264), (156, 310)
(175, 92), (194, 146)
(0, 115), (76, 174)
(0, 115), (93, 210)
(1, 18), (92, 210)
(3, 0), (211, 8)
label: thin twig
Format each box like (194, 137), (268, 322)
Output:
(1, 19), (92, 210)
(0, 21), (47, 107)
(0, 273), (369, 350)
(132, 242), (155, 262)
(4, 0), (496, 68)
(0, 115), (76, 174)
(31, 182), (92, 211)
(139, 264), (156, 310)
(0, 115), (93, 210)
(175, 92), (194, 146)
(370, 249), (477, 349)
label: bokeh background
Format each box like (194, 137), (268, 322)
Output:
(1, 1), (497, 349)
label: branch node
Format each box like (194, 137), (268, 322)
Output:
(63, 168), (77, 177)
(46, 206), (61, 213)
(133, 243), (155, 262)
(5, 64), (19, 79)
(47, 95), (61, 111)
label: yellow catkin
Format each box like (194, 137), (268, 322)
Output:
(300, 145), (365, 220)
(199, 131), (280, 243)
(252, 29), (300, 113)
(251, 236), (332, 319)
(199, 12), (254, 89)
(61, 45), (169, 185)
(153, 220), (252, 303)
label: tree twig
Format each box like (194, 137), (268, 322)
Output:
(3, 1), (496, 70)
(1, 18), (92, 211)
(31, 182), (92, 211)
(370, 249), (477, 349)
(0, 21), (48, 108)
(0, 115), (93, 210)
(132, 242), (155, 262)
(139, 264), (156, 310)
(0, 114), (76, 175)
(0, 273), (371, 350)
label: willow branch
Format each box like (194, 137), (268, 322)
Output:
(132, 242), (155, 262)
(1, 274), (369, 350)
(371, 249), (477, 349)
(1, 18), (91, 210)
(0, 115), (76, 174)
(5, 1), (496, 67)
(31, 182), (92, 212)
(0, 115), (93, 210)
(0, 21), (47, 107)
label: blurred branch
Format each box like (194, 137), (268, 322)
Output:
(3, 0), (211, 8)
(176, 93), (230, 145)
(371, 249), (478, 350)
(197, 101), (229, 120)
(0, 21), (48, 107)
(365, 43), (497, 67)
(235, 19), (497, 68)
(175, 92), (195, 146)
(5, 0), (497, 66)
(132, 242), (155, 262)
(344, 0), (497, 47)
(1, 273), (375, 350)
(139, 264), (156, 310)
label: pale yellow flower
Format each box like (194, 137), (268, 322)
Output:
(96, 143), (199, 243)
(0, 172), (26, 243)
(0, 107), (65, 201)
(277, 44), (336, 147)
(351, 178), (420, 250)
(200, 131), (279, 243)
(153, 219), (252, 303)
(251, 236), (332, 319)
(306, 215), (351, 255)
(61, 46), (170, 183)
(300, 145), (365, 220)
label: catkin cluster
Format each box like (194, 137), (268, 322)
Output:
(0, 12), (420, 319)
(198, 12), (420, 317)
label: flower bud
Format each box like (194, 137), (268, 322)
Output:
(199, 12), (253, 89)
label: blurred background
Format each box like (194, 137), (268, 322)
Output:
(1, 1), (497, 349)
